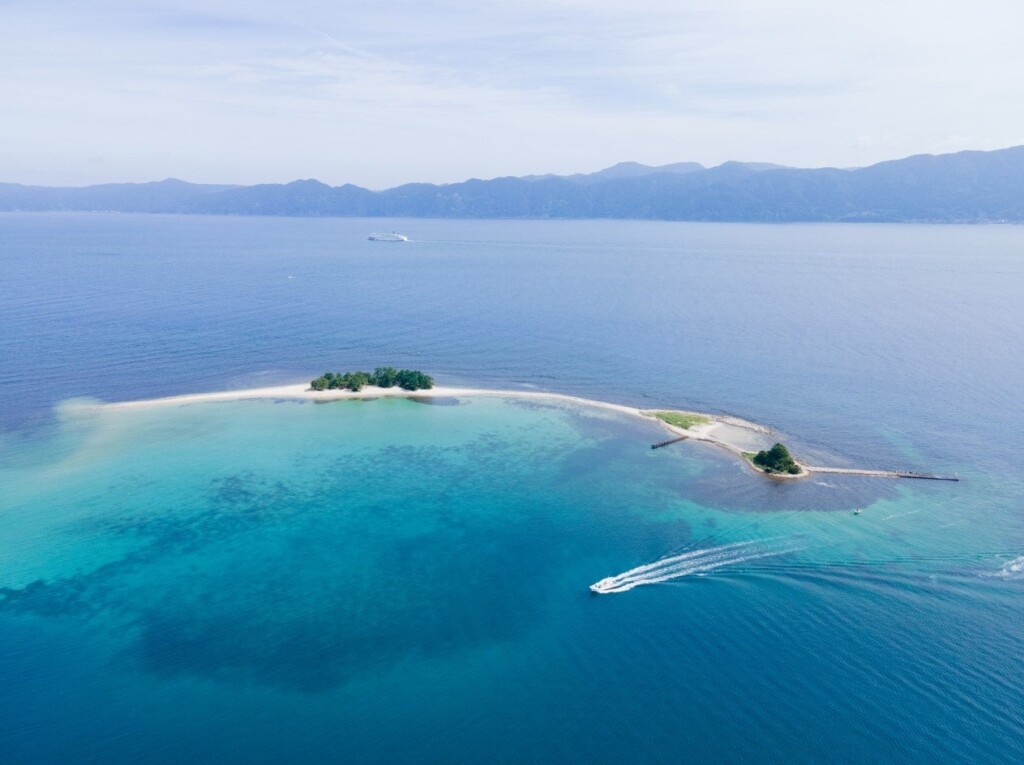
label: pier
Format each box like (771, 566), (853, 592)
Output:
(651, 435), (688, 449)
(803, 466), (959, 482)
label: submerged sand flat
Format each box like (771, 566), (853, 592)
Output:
(89, 383), (774, 469)
(88, 383), (938, 480)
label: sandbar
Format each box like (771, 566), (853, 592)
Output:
(89, 383), (784, 473)
(81, 383), (951, 481)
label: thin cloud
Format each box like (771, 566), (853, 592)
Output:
(2, 1), (1023, 185)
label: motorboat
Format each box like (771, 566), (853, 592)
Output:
(368, 231), (408, 242)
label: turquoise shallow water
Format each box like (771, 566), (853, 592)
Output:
(2, 396), (1022, 763)
(1, 215), (1023, 762)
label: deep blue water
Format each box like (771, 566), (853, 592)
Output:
(1, 214), (1023, 763)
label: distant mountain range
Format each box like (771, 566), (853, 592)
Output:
(3, 146), (1024, 222)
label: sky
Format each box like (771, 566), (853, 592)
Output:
(3, 0), (1024, 188)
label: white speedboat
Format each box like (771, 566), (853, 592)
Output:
(368, 231), (408, 242)
(589, 577), (618, 594)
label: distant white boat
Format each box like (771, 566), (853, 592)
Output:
(368, 231), (408, 242)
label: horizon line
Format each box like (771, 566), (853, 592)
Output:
(4, 143), (1020, 191)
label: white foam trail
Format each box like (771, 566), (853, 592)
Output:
(601, 550), (800, 593)
(603, 540), (759, 580)
(591, 540), (797, 594)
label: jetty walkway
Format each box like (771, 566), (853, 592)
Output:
(651, 435), (689, 449)
(802, 466), (959, 481)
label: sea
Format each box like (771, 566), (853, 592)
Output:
(1, 214), (1022, 763)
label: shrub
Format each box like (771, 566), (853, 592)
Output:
(752, 443), (800, 474)
(310, 368), (433, 392)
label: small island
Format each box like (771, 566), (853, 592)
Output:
(310, 367), (434, 392)
(744, 443), (804, 476)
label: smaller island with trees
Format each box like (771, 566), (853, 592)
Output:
(310, 367), (434, 392)
(744, 443), (804, 476)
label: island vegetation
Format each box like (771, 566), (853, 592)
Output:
(747, 443), (802, 475)
(652, 411), (711, 430)
(310, 367), (434, 392)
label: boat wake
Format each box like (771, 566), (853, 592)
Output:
(590, 539), (799, 594)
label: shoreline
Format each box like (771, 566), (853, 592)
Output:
(83, 383), (953, 481)
(89, 383), (789, 475)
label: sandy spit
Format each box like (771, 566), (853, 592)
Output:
(85, 383), (792, 475)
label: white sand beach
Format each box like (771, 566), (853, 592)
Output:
(77, 382), (943, 480)
(90, 382), (785, 471)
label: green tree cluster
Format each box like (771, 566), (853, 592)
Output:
(752, 443), (801, 475)
(310, 367), (434, 392)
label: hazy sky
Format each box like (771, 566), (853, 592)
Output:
(4, 0), (1024, 187)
